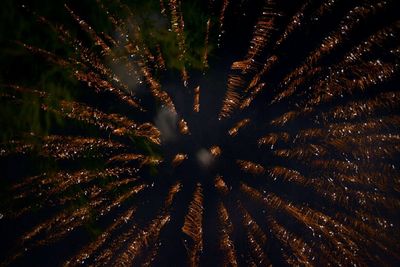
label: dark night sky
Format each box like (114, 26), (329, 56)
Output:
(1, 0), (400, 266)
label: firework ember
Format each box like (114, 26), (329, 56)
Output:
(193, 85), (200, 113)
(228, 118), (250, 136)
(172, 153), (188, 167)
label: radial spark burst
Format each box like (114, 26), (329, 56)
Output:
(0, 0), (399, 266)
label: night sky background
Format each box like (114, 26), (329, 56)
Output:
(1, 0), (400, 266)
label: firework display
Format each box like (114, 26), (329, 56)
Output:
(0, 0), (399, 266)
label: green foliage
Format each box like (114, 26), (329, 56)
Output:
(123, 0), (215, 71)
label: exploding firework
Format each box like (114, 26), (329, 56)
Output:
(0, 0), (399, 266)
